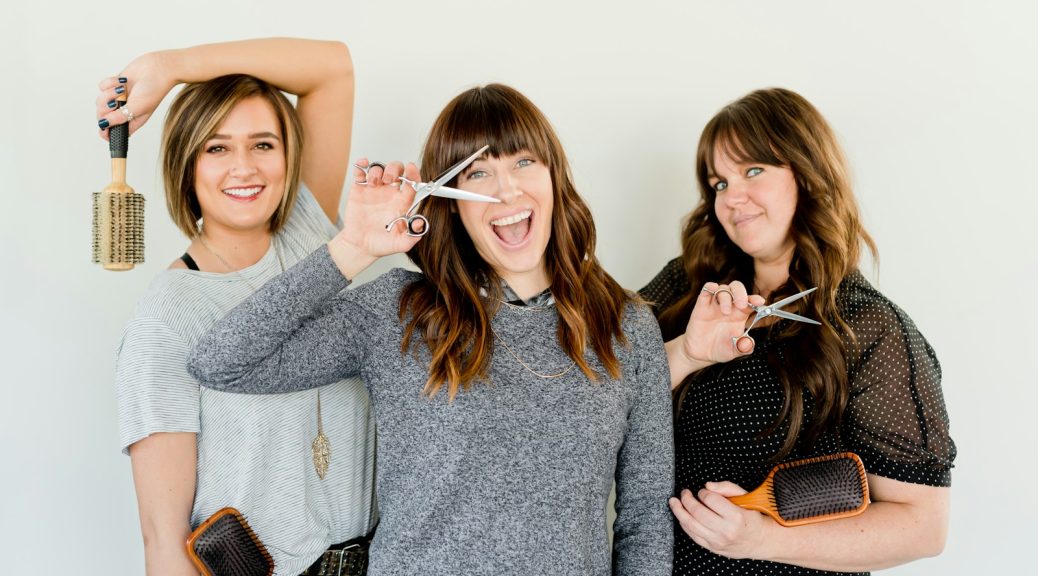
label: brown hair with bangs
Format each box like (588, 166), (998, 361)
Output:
(659, 87), (878, 460)
(161, 74), (304, 238)
(399, 83), (631, 400)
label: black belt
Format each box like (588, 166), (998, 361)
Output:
(299, 532), (373, 576)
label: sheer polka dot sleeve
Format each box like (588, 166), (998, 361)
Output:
(839, 273), (956, 487)
(639, 257), (690, 315)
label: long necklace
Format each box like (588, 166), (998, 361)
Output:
(197, 234), (332, 480)
(491, 295), (575, 378)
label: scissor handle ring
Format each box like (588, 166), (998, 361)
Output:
(353, 162), (387, 185)
(406, 215), (429, 237)
(385, 216), (408, 233)
(732, 334), (755, 355)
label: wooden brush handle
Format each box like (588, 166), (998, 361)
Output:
(728, 482), (776, 515)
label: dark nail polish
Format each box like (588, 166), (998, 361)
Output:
(114, 85), (125, 94)
(98, 119), (109, 130)
(106, 100), (116, 109)
(118, 77), (127, 83)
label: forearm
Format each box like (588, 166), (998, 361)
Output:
(757, 486), (950, 571)
(187, 246), (359, 393)
(156, 38), (351, 97)
(130, 433), (199, 576)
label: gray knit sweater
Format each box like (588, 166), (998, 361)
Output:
(187, 246), (674, 575)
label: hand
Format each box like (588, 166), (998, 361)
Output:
(669, 481), (774, 560)
(328, 160), (423, 277)
(96, 51), (175, 140)
(680, 281), (765, 365)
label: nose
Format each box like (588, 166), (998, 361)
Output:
(229, 148), (258, 177)
(494, 171), (522, 203)
(722, 180), (749, 207)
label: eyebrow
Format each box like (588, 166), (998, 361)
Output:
(208, 132), (281, 140)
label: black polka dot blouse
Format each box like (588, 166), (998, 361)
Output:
(640, 257), (956, 576)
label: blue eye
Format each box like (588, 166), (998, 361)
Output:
(747, 167), (763, 177)
(713, 181), (728, 192)
(466, 170), (487, 180)
(516, 158), (534, 168)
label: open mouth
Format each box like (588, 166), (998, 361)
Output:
(491, 209), (533, 246)
(223, 186), (264, 201)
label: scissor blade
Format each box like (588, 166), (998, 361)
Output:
(430, 144), (491, 190)
(769, 287), (818, 310)
(770, 309), (821, 325)
(430, 185), (501, 203)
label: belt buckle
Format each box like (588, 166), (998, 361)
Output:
(326, 543), (363, 576)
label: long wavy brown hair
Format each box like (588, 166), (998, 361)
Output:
(399, 84), (631, 400)
(659, 87), (878, 459)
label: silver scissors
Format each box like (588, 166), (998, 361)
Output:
(385, 144), (499, 237)
(733, 287), (821, 350)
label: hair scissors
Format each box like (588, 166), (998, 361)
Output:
(383, 145), (498, 237)
(734, 287), (821, 350)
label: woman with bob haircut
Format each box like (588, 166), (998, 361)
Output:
(103, 38), (376, 575)
(640, 87), (956, 575)
(188, 83), (674, 575)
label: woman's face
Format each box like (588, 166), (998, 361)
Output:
(194, 96), (286, 237)
(455, 150), (554, 297)
(709, 146), (798, 264)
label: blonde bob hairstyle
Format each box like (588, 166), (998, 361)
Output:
(160, 74), (304, 238)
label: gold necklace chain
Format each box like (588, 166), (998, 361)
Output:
(492, 326), (575, 379)
(196, 233), (331, 479)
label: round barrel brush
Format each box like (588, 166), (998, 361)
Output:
(92, 96), (144, 270)
(728, 452), (871, 527)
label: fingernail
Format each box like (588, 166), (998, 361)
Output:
(106, 100), (117, 109)
(98, 119), (109, 130)
(118, 77), (127, 83)
(115, 86), (125, 94)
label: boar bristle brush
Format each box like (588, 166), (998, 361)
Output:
(728, 452), (870, 527)
(92, 96), (144, 270)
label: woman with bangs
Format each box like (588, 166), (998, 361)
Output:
(641, 87), (955, 575)
(187, 83), (674, 575)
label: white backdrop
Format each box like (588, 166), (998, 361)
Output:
(1, 1), (1034, 574)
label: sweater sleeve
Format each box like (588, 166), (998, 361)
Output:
(186, 245), (375, 394)
(612, 304), (675, 575)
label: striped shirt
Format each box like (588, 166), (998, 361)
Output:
(115, 185), (376, 576)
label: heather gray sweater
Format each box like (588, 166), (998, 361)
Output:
(187, 246), (674, 576)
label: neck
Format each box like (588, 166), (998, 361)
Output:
(753, 244), (795, 299)
(499, 268), (551, 302)
(194, 224), (272, 272)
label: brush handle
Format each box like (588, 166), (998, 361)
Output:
(110, 98), (128, 160)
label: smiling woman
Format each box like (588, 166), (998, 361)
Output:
(186, 83), (676, 575)
(103, 38), (377, 576)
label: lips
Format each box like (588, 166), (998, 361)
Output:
(491, 209), (533, 246)
(733, 213), (761, 227)
(223, 185), (263, 200)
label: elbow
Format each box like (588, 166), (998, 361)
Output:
(916, 492), (951, 559)
(325, 40), (354, 82)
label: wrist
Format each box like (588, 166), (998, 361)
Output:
(326, 237), (377, 281)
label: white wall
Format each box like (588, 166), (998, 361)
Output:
(2, 1), (1034, 573)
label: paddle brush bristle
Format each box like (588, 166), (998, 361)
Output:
(187, 507), (273, 576)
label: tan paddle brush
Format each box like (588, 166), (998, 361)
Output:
(92, 95), (144, 270)
(186, 507), (274, 576)
(728, 452), (870, 527)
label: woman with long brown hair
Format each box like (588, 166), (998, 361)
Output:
(187, 83), (674, 575)
(642, 87), (955, 575)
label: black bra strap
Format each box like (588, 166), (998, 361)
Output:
(180, 252), (200, 271)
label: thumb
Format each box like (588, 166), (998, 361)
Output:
(705, 480), (748, 497)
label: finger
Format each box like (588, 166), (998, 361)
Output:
(715, 284), (734, 315)
(734, 336), (755, 355)
(401, 163), (421, 193)
(669, 497), (715, 542)
(705, 481), (748, 498)
(97, 76), (127, 91)
(697, 282), (719, 309)
(352, 157), (370, 184)
(729, 280), (750, 310)
(380, 161), (405, 185)
(699, 488), (745, 520)
(748, 294), (765, 307)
